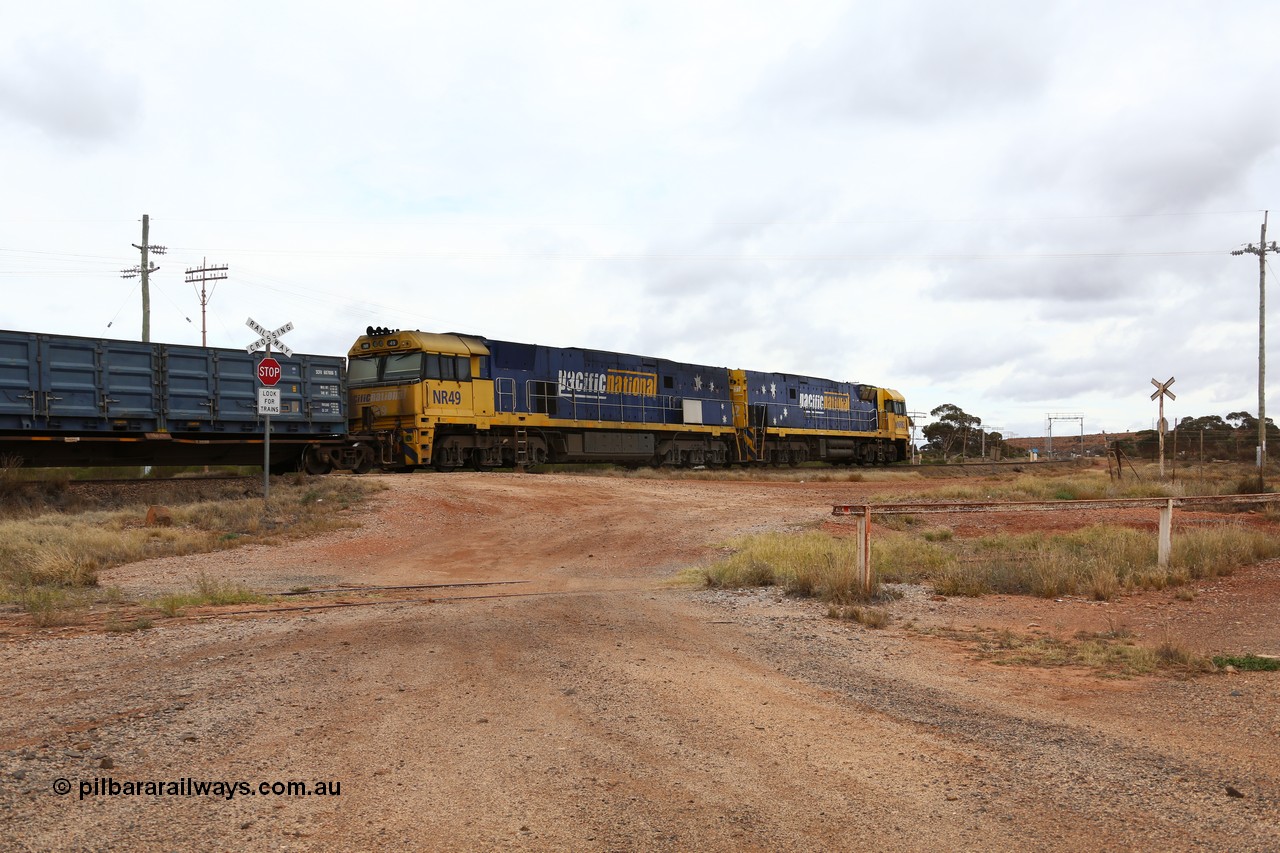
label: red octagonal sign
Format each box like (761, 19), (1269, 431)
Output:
(257, 357), (282, 386)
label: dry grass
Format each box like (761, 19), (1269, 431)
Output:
(701, 531), (882, 603)
(151, 574), (269, 617)
(828, 604), (890, 628)
(0, 477), (381, 617)
(875, 523), (1280, 600)
(917, 624), (1213, 676)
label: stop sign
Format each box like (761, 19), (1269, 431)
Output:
(257, 357), (282, 386)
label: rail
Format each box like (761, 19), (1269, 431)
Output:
(831, 492), (1280, 595)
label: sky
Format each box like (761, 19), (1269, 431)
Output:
(2, 1), (1277, 441)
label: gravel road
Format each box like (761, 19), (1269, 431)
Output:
(1, 472), (1276, 851)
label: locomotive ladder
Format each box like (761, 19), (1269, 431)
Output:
(514, 427), (529, 469)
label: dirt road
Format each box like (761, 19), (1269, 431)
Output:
(1, 473), (1277, 851)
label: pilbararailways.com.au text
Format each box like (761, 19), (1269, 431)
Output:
(56, 777), (342, 801)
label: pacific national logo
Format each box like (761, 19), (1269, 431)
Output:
(558, 369), (658, 397)
(798, 391), (852, 413)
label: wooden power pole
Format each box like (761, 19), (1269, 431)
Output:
(185, 258), (229, 347)
(119, 214), (167, 342)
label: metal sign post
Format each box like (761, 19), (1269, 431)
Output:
(245, 318), (295, 500)
(1151, 377), (1176, 478)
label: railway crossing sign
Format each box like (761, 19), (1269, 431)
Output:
(245, 318), (294, 359)
(243, 317), (295, 501)
(1151, 376), (1176, 477)
(257, 357), (282, 386)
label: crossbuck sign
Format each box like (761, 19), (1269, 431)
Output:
(246, 318), (294, 358)
(244, 317), (295, 500)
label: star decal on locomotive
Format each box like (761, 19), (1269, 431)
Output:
(770, 383), (777, 399)
(693, 375), (703, 391)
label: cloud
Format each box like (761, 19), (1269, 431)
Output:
(0, 38), (139, 143)
(757, 3), (1053, 122)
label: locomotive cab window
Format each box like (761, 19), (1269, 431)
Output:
(423, 353), (440, 379)
(348, 356), (380, 385)
(424, 353), (471, 381)
(384, 352), (424, 381)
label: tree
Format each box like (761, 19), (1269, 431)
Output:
(1225, 411), (1256, 431)
(924, 403), (982, 459)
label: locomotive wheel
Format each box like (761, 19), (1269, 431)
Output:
(352, 447), (376, 475)
(303, 448), (333, 476)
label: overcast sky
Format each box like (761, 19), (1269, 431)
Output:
(2, 1), (1277, 440)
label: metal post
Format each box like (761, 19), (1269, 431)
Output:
(1158, 395), (1165, 478)
(1232, 211), (1280, 490)
(1260, 213), (1268, 484)
(263, 342), (271, 502)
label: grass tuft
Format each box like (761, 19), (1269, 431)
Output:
(1211, 654), (1280, 672)
(702, 532), (879, 602)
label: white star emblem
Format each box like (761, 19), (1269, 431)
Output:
(771, 417), (778, 425)
(770, 383), (777, 398)
(782, 407), (788, 418)
(693, 375), (703, 391)
(722, 415), (728, 424)
(709, 381), (716, 392)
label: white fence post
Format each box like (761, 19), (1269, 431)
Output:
(1158, 499), (1173, 569)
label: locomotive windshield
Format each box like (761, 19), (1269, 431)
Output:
(348, 356), (381, 385)
(348, 352), (472, 387)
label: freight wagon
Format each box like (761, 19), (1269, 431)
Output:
(0, 329), (346, 469)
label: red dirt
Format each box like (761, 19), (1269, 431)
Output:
(1, 470), (1277, 851)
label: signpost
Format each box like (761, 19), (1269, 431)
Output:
(245, 318), (294, 499)
(1151, 376), (1176, 478)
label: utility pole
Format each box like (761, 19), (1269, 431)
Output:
(184, 258), (229, 346)
(1233, 212), (1280, 489)
(119, 214), (167, 342)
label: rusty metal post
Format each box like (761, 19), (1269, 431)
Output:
(1158, 499), (1173, 569)
(855, 505), (872, 596)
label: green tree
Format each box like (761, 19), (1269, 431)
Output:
(924, 403), (983, 459)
